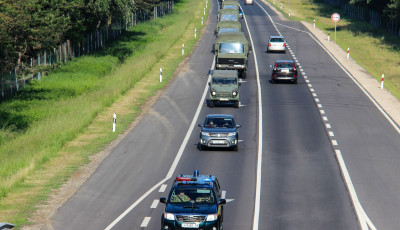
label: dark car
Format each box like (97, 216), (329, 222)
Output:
(198, 114), (241, 151)
(160, 171), (226, 230)
(270, 60), (298, 84)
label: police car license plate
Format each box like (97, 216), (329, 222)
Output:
(182, 223), (199, 228)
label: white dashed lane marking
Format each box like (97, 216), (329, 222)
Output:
(141, 217), (151, 228)
(332, 140), (338, 146)
(329, 131), (335, 136)
(326, 124), (332, 128)
(151, 199), (159, 209)
(159, 184), (167, 193)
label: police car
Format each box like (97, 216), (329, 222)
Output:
(160, 171), (226, 230)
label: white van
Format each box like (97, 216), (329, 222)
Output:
(244, 0), (254, 5)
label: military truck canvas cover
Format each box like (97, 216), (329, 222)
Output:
(218, 8), (239, 22)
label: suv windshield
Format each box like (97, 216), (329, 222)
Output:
(212, 77), (237, 85)
(204, 117), (235, 128)
(169, 188), (215, 204)
(219, 28), (239, 34)
(220, 14), (238, 21)
(219, 43), (244, 54)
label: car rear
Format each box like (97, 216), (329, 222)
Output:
(271, 60), (298, 84)
(267, 36), (286, 53)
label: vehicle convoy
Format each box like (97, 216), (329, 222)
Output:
(218, 8), (239, 22)
(198, 114), (241, 151)
(270, 60), (298, 84)
(160, 171), (226, 230)
(266, 35), (286, 53)
(214, 32), (250, 78)
(215, 20), (242, 35)
(208, 70), (241, 108)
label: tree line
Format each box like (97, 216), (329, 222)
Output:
(0, 0), (165, 73)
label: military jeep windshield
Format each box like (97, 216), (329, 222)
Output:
(219, 28), (239, 34)
(169, 188), (215, 204)
(219, 43), (244, 54)
(212, 77), (237, 85)
(220, 14), (238, 21)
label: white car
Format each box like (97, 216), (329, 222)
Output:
(266, 35), (286, 53)
(244, 0), (254, 5)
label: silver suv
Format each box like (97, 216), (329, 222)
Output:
(266, 35), (286, 53)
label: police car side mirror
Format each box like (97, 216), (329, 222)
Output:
(236, 124), (241, 128)
(219, 199), (226, 205)
(160, 197), (167, 204)
(198, 124), (203, 127)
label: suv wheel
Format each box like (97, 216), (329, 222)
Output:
(234, 101), (239, 108)
(199, 143), (206, 151)
(233, 145), (238, 151)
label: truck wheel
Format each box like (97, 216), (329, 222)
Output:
(241, 71), (247, 79)
(234, 101), (240, 108)
(210, 101), (215, 108)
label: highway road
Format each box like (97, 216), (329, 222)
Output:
(50, 0), (400, 229)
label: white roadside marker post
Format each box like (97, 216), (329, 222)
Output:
(381, 74), (385, 89)
(195, 28), (197, 38)
(182, 44), (184, 55)
(313, 19), (316, 28)
(112, 113), (116, 132)
(328, 31), (330, 41)
(160, 68), (163, 82)
(347, 48), (350, 59)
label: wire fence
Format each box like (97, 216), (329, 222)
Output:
(1, 1), (174, 102)
(322, 0), (400, 37)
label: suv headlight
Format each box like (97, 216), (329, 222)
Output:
(206, 214), (218, 221)
(164, 213), (175, 220)
(202, 132), (210, 136)
(227, 132), (236, 137)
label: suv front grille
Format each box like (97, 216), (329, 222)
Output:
(176, 215), (206, 222)
(210, 133), (228, 137)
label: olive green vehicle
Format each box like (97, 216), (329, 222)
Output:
(214, 32), (250, 78)
(218, 8), (239, 22)
(208, 70), (241, 108)
(221, 0), (239, 9)
(215, 21), (242, 35)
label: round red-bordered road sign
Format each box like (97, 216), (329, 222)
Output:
(331, 13), (340, 22)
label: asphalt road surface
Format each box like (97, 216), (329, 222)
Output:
(50, 0), (400, 229)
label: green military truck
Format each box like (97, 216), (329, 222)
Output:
(216, 21), (242, 35)
(221, 0), (239, 9)
(218, 8), (239, 22)
(214, 32), (250, 78)
(209, 70), (241, 108)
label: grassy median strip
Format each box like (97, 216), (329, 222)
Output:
(0, 0), (210, 227)
(266, 0), (400, 99)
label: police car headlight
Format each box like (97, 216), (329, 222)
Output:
(206, 214), (218, 221)
(202, 132), (210, 136)
(227, 132), (236, 137)
(164, 213), (175, 220)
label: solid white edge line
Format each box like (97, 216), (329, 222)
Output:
(104, 41), (217, 230)
(240, 4), (263, 230)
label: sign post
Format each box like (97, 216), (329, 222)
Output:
(331, 13), (340, 43)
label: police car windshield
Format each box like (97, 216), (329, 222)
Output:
(212, 77), (237, 85)
(169, 188), (215, 204)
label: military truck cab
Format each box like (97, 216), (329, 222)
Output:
(209, 70), (241, 108)
(214, 32), (250, 78)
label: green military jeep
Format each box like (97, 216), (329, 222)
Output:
(214, 32), (250, 78)
(209, 70), (241, 108)
(216, 21), (242, 36)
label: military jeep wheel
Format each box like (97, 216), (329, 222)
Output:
(234, 101), (240, 108)
(210, 101), (215, 108)
(241, 71), (247, 79)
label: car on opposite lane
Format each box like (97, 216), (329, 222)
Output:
(198, 114), (241, 151)
(270, 60), (298, 84)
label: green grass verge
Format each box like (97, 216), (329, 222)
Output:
(265, 0), (400, 99)
(0, 0), (209, 227)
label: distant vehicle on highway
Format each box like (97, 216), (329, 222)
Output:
(266, 35), (286, 53)
(244, 0), (254, 5)
(198, 114), (241, 151)
(208, 70), (241, 108)
(270, 60), (298, 84)
(160, 171), (226, 230)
